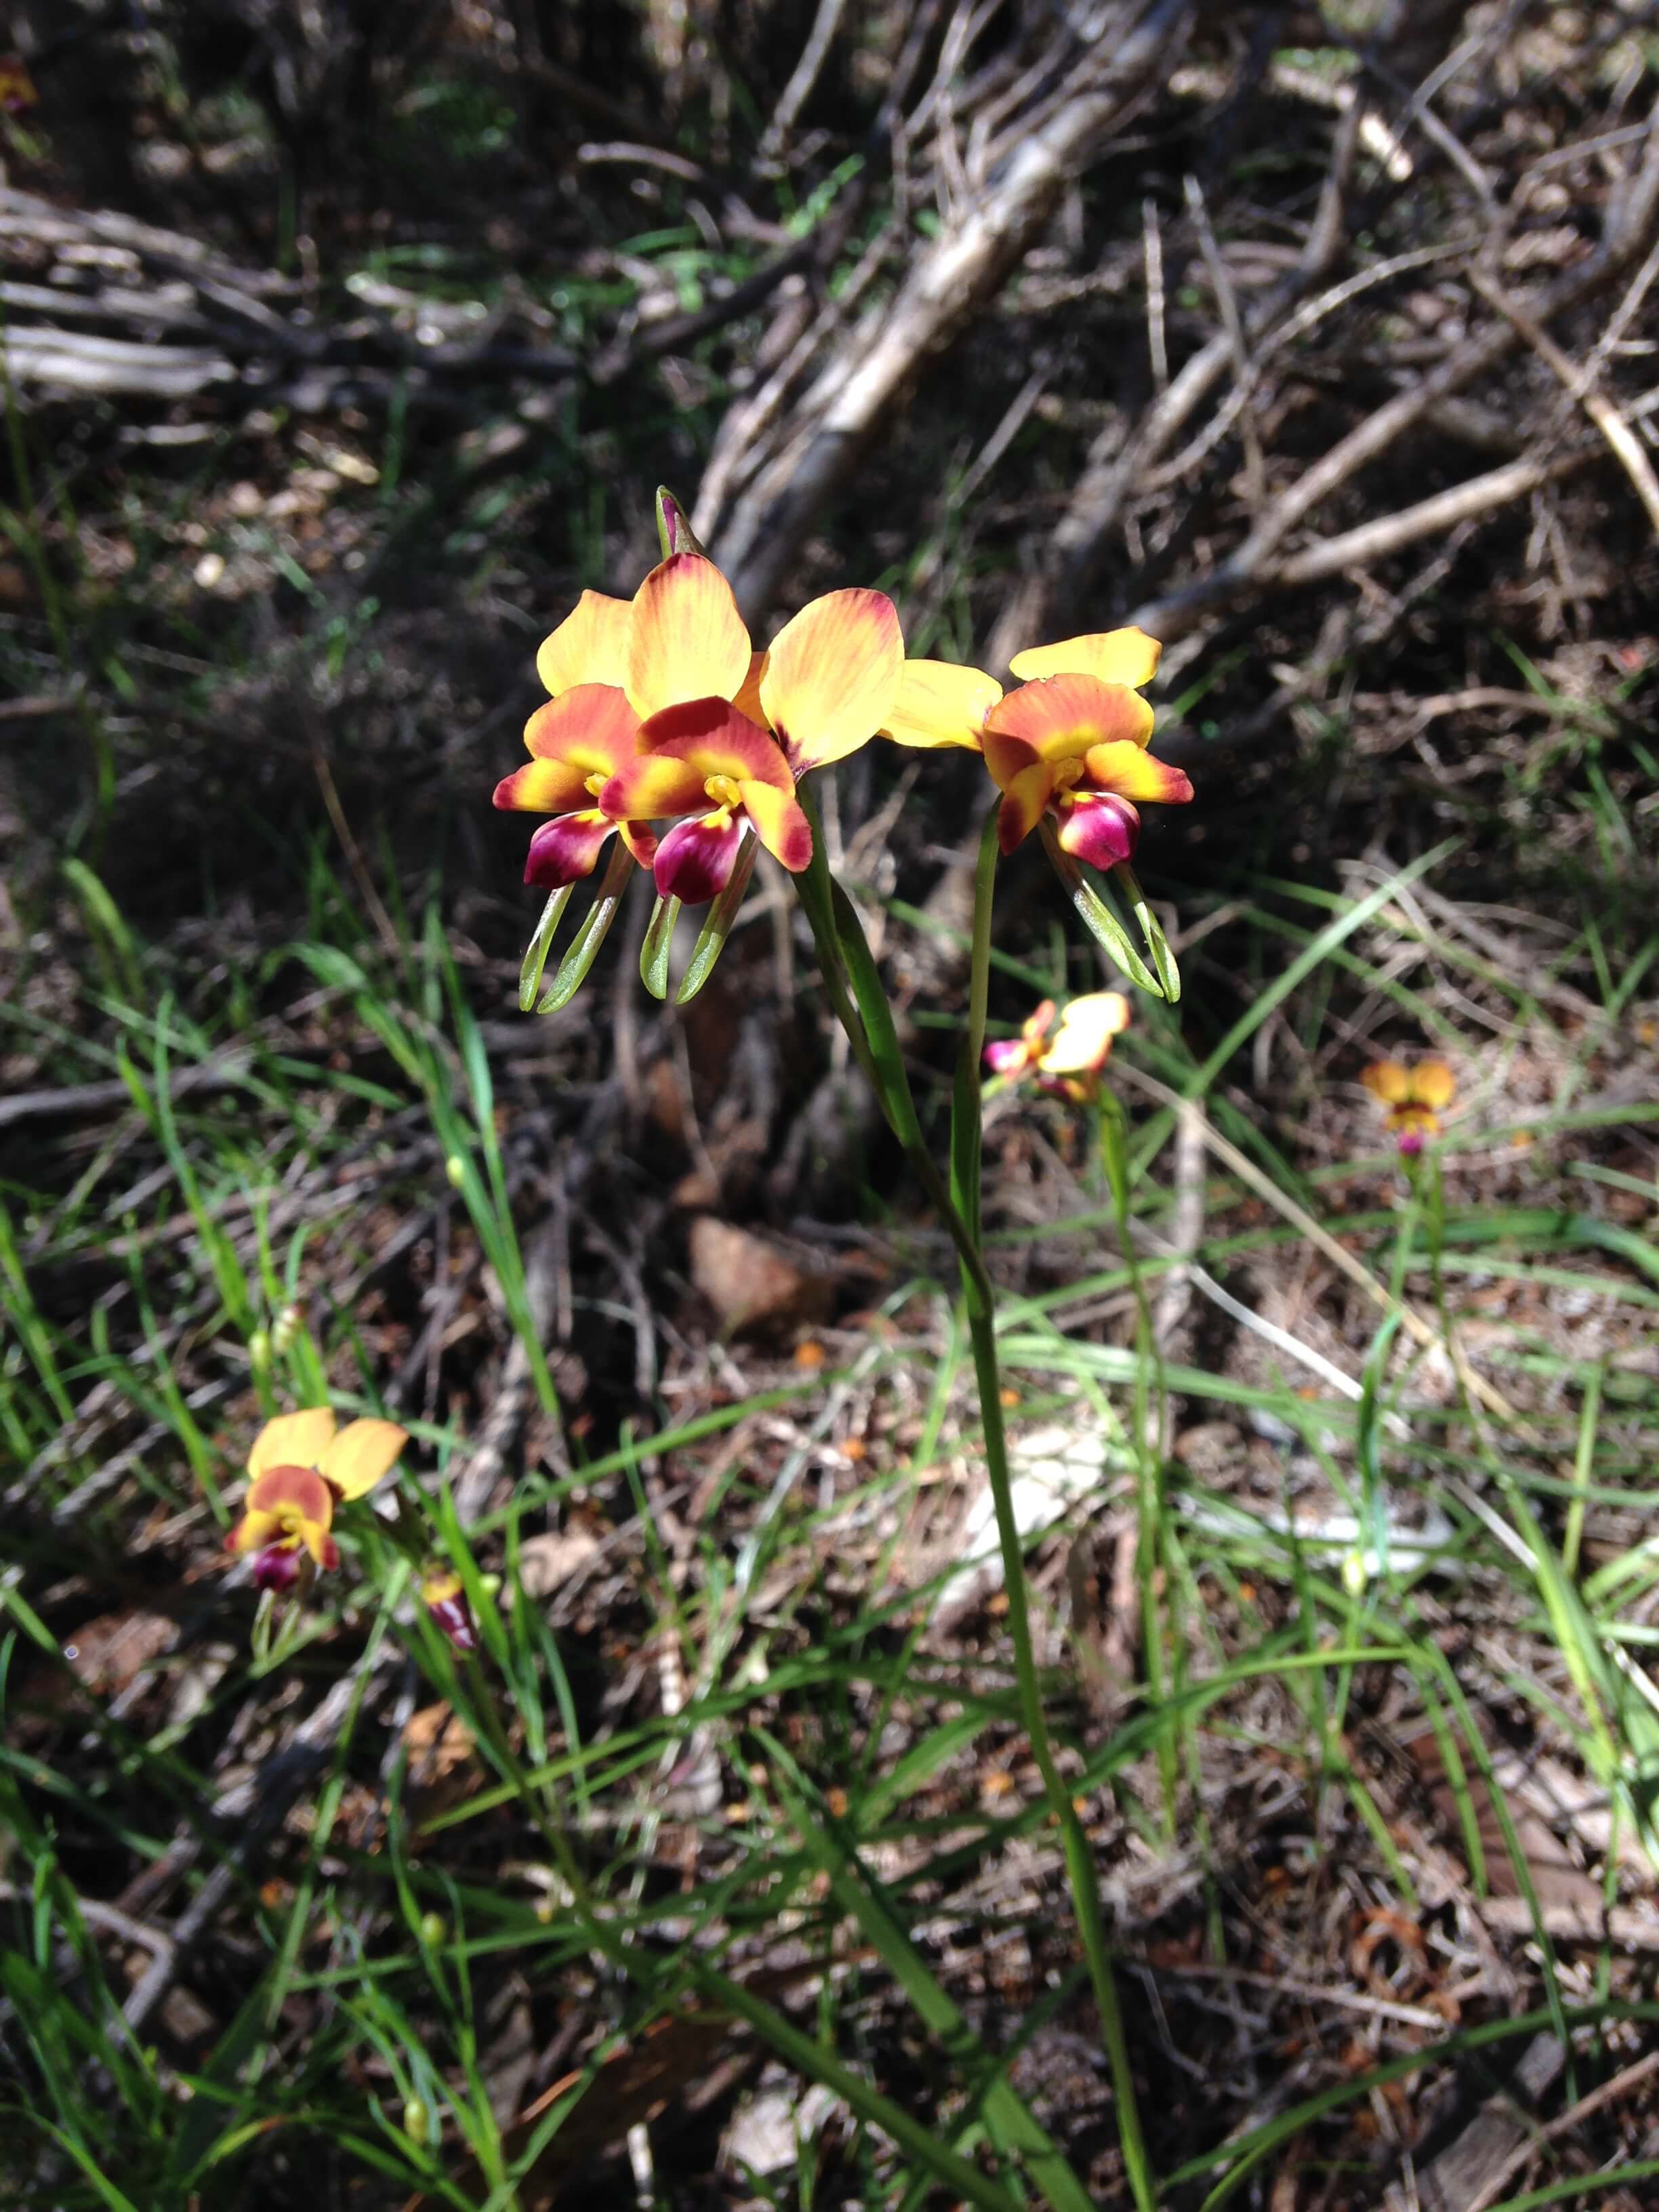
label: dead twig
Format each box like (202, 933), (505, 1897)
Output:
(1471, 266), (1659, 540)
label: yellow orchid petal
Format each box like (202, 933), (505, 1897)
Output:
(1409, 1060), (1456, 1110)
(626, 554), (752, 721)
(733, 650), (769, 726)
(739, 779), (814, 872)
(1361, 1061), (1412, 1106)
(880, 659), (1002, 750)
(248, 1407), (337, 1480)
(493, 757), (594, 815)
(1008, 627), (1162, 693)
(535, 590), (632, 699)
(760, 589), (904, 773)
(1080, 739), (1193, 806)
(1039, 993), (1131, 1076)
(321, 1417), (409, 1501)
(228, 1504), (282, 1555)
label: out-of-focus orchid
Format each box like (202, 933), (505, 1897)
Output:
(1361, 1059), (1455, 1155)
(0, 56), (37, 115)
(226, 1408), (407, 1591)
(983, 992), (1131, 1101)
(419, 1568), (479, 1654)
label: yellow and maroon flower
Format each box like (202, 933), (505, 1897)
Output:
(1361, 1059), (1455, 1155)
(984, 992), (1130, 1101)
(226, 1408), (407, 1588)
(496, 551), (903, 901)
(493, 682), (661, 888)
(878, 627), (1191, 865)
(0, 56), (38, 115)
(419, 1568), (478, 1653)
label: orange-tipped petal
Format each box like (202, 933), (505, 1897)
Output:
(1361, 1061), (1413, 1106)
(997, 762), (1052, 855)
(535, 590), (632, 699)
(740, 780), (814, 872)
(322, 1417), (409, 1500)
(986, 672), (1155, 760)
(760, 589), (903, 773)
(626, 554), (752, 720)
(617, 819), (659, 869)
(1008, 628), (1162, 692)
(494, 758), (594, 815)
(1408, 1059), (1456, 1110)
(1040, 992), (1131, 1076)
(1082, 740), (1193, 806)
(248, 1408), (337, 1480)
(880, 659), (1002, 750)
(523, 683), (645, 773)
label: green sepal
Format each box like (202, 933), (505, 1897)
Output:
(535, 842), (634, 1012)
(676, 832), (758, 1004)
(518, 884), (574, 1011)
(1113, 861), (1181, 1003)
(655, 485), (707, 560)
(640, 892), (682, 998)
(1038, 820), (1162, 996)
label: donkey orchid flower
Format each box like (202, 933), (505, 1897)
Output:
(600, 698), (811, 901)
(878, 628), (1192, 863)
(600, 590), (904, 904)
(495, 548), (766, 890)
(984, 992), (1130, 1101)
(1361, 1059), (1455, 1155)
(419, 1568), (479, 1654)
(497, 548), (903, 905)
(227, 1407), (407, 1589)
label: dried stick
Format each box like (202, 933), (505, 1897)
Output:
(1130, 96), (1659, 640)
(984, 100), (1360, 670)
(760, 0), (851, 157)
(1462, 2046), (1659, 2212)
(710, 0), (1194, 619)
(1471, 266), (1659, 539)
(1269, 442), (1598, 588)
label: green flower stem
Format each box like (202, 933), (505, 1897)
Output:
(952, 813), (1155, 2212)
(792, 796), (1155, 2212)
